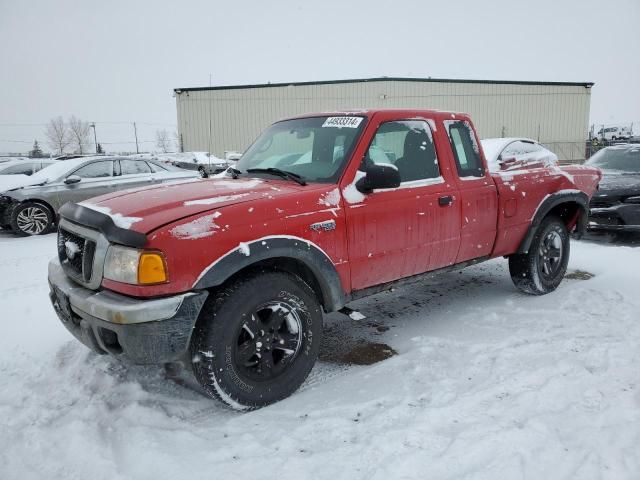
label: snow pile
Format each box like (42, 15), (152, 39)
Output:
(184, 193), (250, 206)
(78, 203), (142, 229)
(480, 138), (559, 172)
(318, 188), (341, 207)
(348, 310), (366, 321)
(169, 212), (222, 240)
(63, 240), (81, 257)
(1, 232), (640, 479)
(342, 171), (366, 204)
(237, 242), (250, 256)
(214, 179), (263, 190)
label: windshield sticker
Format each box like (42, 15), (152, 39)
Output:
(322, 117), (363, 128)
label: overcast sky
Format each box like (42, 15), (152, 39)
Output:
(1, 0), (638, 154)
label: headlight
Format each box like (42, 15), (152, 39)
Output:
(103, 245), (168, 285)
(623, 196), (640, 204)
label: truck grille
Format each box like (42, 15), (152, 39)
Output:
(58, 228), (96, 283)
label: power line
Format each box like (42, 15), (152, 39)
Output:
(0, 121), (176, 128)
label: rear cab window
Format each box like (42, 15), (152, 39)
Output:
(444, 120), (485, 178)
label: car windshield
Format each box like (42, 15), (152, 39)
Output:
(235, 116), (367, 183)
(586, 146), (640, 173)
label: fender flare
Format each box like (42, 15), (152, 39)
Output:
(193, 235), (347, 312)
(517, 191), (589, 254)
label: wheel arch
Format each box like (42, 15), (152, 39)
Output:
(193, 236), (347, 312)
(517, 191), (589, 254)
(18, 197), (57, 218)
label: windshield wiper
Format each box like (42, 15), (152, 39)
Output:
(246, 168), (307, 185)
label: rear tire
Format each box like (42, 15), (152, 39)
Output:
(509, 215), (570, 295)
(9, 201), (54, 236)
(198, 167), (208, 178)
(190, 270), (322, 410)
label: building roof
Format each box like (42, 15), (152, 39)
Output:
(174, 76), (594, 93)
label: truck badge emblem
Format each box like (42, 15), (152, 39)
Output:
(310, 220), (336, 232)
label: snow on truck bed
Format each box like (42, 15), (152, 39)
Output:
(0, 232), (639, 480)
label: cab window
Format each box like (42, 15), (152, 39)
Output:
(365, 120), (440, 183)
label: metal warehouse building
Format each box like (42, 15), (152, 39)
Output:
(174, 77), (593, 162)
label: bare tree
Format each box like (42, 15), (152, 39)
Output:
(67, 116), (91, 154)
(156, 129), (172, 153)
(45, 116), (70, 155)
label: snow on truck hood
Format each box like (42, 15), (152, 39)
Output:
(78, 176), (303, 233)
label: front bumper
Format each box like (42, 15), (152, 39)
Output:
(48, 259), (208, 364)
(588, 204), (640, 232)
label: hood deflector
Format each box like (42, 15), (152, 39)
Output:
(59, 203), (147, 248)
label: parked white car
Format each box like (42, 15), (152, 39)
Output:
(481, 138), (558, 172)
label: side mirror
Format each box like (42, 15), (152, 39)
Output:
(64, 175), (81, 184)
(356, 163), (401, 193)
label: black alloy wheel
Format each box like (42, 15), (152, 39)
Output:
(509, 215), (570, 295)
(191, 270), (322, 410)
(234, 301), (303, 381)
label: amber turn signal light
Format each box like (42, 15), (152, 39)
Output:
(137, 252), (168, 284)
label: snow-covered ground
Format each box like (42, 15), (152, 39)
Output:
(1, 232), (639, 480)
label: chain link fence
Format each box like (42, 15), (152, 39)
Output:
(544, 138), (640, 165)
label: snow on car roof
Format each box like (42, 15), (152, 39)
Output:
(480, 138), (536, 163)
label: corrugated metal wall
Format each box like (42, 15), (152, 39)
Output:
(175, 79), (592, 161)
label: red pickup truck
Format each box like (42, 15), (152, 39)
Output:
(48, 110), (601, 409)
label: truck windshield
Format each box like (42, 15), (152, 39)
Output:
(236, 116), (366, 183)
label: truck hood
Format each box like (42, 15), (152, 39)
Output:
(79, 176), (305, 233)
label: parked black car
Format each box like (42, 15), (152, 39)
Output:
(586, 144), (640, 232)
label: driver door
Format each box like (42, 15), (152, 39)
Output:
(344, 115), (461, 291)
(58, 160), (116, 205)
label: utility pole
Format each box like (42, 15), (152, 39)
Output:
(133, 122), (139, 154)
(89, 123), (98, 153)
(208, 73), (213, 169)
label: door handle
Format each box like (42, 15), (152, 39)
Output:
(438, 195), (453, 206)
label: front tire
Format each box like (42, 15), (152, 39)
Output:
(509, 215), (570, 295)
(190, 270), (323, 410)
(9, 202), (54, 236)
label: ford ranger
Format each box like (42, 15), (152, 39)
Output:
(48, 110), (601, 410)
